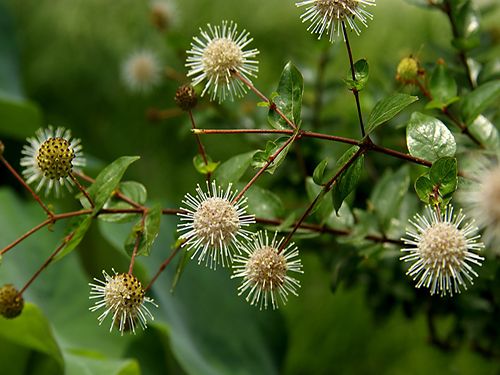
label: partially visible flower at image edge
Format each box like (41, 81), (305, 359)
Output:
(232, 231), (303, 310)
(177, 181), (255, 268)
(458, 157), (500, 251)
(400, 204), (484, 297)
(122, 50), (162, 92)
(89, 270), (156, 335)
(185, 20), (259, 103)
(20, 125), (86, 197)
(296, 0), (376, 42)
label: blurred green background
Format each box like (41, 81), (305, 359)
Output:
(1, 0), (500, 374)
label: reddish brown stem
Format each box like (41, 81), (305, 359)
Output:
(129, 208), (149, 274)
(144, 244), (182, 293)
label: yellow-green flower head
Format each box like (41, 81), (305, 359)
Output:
(296, 0), (376, 42)
(20, 126), (86, 197)
(89, 270), (156, 335)
(400, 205), (484, 297)
(396, 56), (419, 82)
(186, 21), (259, 103)
(232, 231), (303, 310)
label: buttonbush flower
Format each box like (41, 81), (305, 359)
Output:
(20, 126), (86, 197)
(296, 0), (376, 42)
(459, 158), (500, 251)
(122, 50), (162, 92)
(0, 284), (24, 319)
(177, 181), (255, 268)
(89, 270), (156, 335)
(400, 205), (484, 297)
(186, 20), (259, 103)
(232, 231), (303, 309)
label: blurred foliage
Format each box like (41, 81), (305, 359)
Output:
(1, 0), (500, 374)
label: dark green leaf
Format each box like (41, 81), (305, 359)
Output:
(305, 177), (332, 219)
(85, 156), (140, 215)
(244, 184), (284, 219)
(53, 215), (93, 261)
(212, 151), (254, 188)
(0, 96), (41, 141)
(193, 154), (219, 175)
(251, 136), (293, 174)
(313, 157), (328, 185)
(65, 354), (140, 375)
(124, 203), (162, 257)
(454, 0), (481, 40)
(171, 247), (190, 294)
(365, 93), (418, 137)
(331, 147), (364, 214)
(406, 112), (456, 161)
(268, 62), (303, 130)
(478, 58), (500, 85)
(414, 175), (434, 203)
(429, 156), (458, 197)
(429, 61), (457, 105)
(460, 80), (500, 126)
(342, 59), (369, 91)
(100, 181), (147, 223)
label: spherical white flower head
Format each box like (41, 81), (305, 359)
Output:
(296, 0), (376, 42)
(232, 231), (303, 310)
(89, 270), (156, 335)
(122, 50), (162, 92)
(177, 181), (255, 268)
(400, 205), (484, 297)
(20, 126), (86, 197)
(459, 160), (500, 250)
(186, 21), (259, 103)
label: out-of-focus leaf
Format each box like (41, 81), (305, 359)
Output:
(100, 181), (147, 223)
(211, 151), (254, 188)
(171, 247), (191, 294)
(406, 112), (456, 161)
(268, 62), (303, 129)
(64, 353), (140, 375)
(468, 115), (500, 151)
(460, 80), (500, 126)
(364, 93), (418, 138)
(53, 215), (93, 261)
(478, 58), (500, 85)
(0, 303), (64, 375)
(124, 203), (162, 257)
(342, 59), (369, 91)
(429, 60), (457, 105)
(244, 184), (284, 220)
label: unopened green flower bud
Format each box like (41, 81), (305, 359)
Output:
(396, 56), (419, 82)
(37, 137), (75, 180)
(0, 285), (24, 319)
(175, 85), (198, 111)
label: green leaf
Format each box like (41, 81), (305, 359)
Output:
(100, 181), (147, 223)
(65, 353), (140, 375)
(331, 147), (364, 214)
(193, 154), (219, 175)
(0, 96), (42, 141)
(244, 184), (284, 220)
(305, 177), (332, 219)
(460, 80), (500, 126)
(342, 59), (369, 91)
(53, 215), (93, 261)
(478, 58), (500, 85)
(212, 150), (254, 188)
(171, 247), (190, 294)
(251, 136), (293, 174)
(414, 175), (434, 203)
(268, 61), (303, 130)
(313, 157), (328, 185)
(468, 115), (500, 151)
(370, 165), (410, 232)
(406, 112), (456, 161)
(0, 303), (64, 375)
(124, 203), (162, 257)
(365, 93), (418, 137)
(429, 156), (458, 197)
(85, 156), (140, 215)
(429, 60), (457, 105)
(454, 0), (481, 40)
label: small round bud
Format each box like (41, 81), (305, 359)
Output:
(0, 285), (24, 319)
(396, 56), (419, 82)
(150, 1), (174, 32)
(37, 137), (75, 180)
(175, 85), (198, 111)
